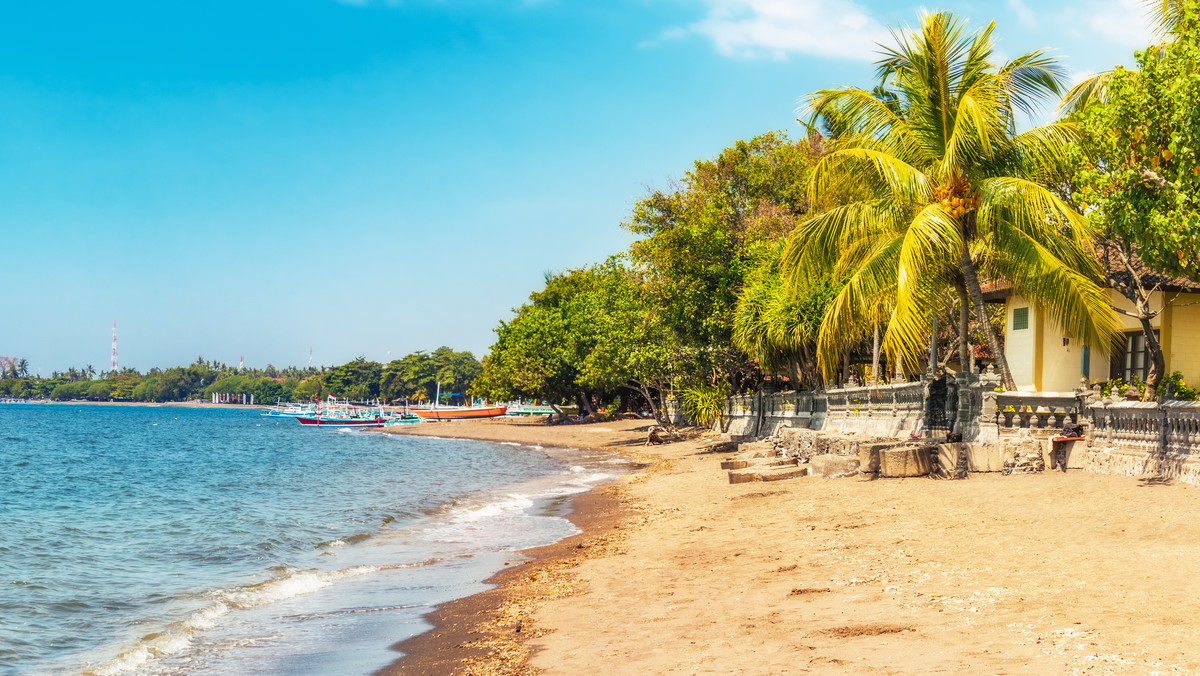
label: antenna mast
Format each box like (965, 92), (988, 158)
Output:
(111, 320), (118, 373)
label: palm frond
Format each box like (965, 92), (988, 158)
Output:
(782, 200), (903, 288)
(810, 147), (931, 207)
(988, 222), (1118, 353)
(813, 238), (903, 378)
(996, 50), (1067, 118)
(1057, 71), (1113, 115)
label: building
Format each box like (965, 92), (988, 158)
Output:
(989, 261), (1200, 392)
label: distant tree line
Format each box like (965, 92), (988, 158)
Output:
(0, 347), (482, 404)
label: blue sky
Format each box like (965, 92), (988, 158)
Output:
(1, 0), (1161, 373)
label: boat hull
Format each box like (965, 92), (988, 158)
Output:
(412, 406), (508, 420)
(295, 416), (385, 427)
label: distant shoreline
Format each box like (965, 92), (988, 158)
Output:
(9, 399), (261, 409)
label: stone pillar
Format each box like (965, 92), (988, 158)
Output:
(979, 390), (999, 444)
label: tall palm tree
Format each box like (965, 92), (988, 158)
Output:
(784, 11), (1117, 391)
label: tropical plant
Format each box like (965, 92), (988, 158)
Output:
(625, 131), (821, 389)
(732, 240), (840, 389)
(784, 10), (1117, 390)
(679, 382), (728, 430)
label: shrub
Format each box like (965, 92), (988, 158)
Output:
(679, 383), (728, 429)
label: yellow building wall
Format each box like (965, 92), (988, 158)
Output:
(1005, 289), (1200, 392)
(1168, 299), (1200, 385)
(1039, 309), (1088, 392)
(1005, 296), (1037, 390)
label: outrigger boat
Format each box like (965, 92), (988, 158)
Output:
(411, 404), (508, 420)
(410, 382), (507, 420)
(261, 401), (318, 418)
(295, 401), (386, 427)
(296, 413), (385, 427)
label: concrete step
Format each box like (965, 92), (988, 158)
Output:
(728, 464), (810, 484)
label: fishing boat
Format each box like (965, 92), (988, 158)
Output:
(411, 405), (508, 421)
(383, 412), (423, 426)
(295, 412), (386, 427)
(294, 401), (386, 427)
(261, 402), (318, 417)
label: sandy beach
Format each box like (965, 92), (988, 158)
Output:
(376, 417), (1200, 675)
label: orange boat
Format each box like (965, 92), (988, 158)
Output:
(411, 405), (508, 420)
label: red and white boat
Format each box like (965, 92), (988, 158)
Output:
(295, 414), (385, 427)
(411, 405), (507, 421)
(295, 401), (387, 427)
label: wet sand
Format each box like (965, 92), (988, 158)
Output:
(376, 417), (1200, 675)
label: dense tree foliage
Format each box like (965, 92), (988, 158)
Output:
(1069, 5), (1200, 398)
(474, 131), (829, 419)
(625, 131), (822, 388)
(380, 347), (483, 403)
(0, 349), (482, 404)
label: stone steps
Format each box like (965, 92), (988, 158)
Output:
(728, 464), (811, 484)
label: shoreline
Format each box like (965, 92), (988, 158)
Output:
(6, 399), (262, 409)
(371, 417), (1200, 675)
(372, 417), (656, 675)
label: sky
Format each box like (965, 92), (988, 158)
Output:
(1, 0), (1163, 374)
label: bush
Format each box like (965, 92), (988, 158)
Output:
(679, 383), (728, 429)
(1100, 372), (1199, 401)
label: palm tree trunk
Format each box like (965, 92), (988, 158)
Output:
(927, 315), (938, 376)
(959, 248), (1017, 391)
(871, 323), (880, 385)
(786, 357), (802, 392)
(956, 280), (969, 375)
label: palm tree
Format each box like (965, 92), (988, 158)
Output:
(784, 10), (1117, 391)
(16, 359), (28, 378)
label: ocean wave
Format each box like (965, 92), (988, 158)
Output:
(83, 564), (383, 676)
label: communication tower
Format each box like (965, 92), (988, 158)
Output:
(110, 320), (118, 373)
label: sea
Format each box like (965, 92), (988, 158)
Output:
(0, 404), (630, 675)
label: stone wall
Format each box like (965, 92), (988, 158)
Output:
(1083, 398), (1200, 485)
(680, 379), (1200, 486)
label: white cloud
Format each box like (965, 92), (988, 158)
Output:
(669, 0), (891, 62)
(1074, 0), (1158, 49)
(1006, 0), (1037, 30)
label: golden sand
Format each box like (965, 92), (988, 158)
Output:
(378, 417), (1200, 675)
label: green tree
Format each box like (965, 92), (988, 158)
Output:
(473, 304), (580, 406)
(294, 374), (325, 402)
(573, 262), (676, 421)
(785, 11), (1117, 390)
(734, 241), (840, 389)
(626, 131), (821, 388)
(325, 357), (382, 401)
(1072, 5), (1200, 398)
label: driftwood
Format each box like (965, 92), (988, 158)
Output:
(646, 425), (680, 445)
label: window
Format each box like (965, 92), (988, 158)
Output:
(1111, 330), (1159, 383)
(1012, 307), (1029, 331)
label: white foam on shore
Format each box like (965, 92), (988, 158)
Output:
(83, 563), (408, 676)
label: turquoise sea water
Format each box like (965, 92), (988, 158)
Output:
(0, 404), (628, 675)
